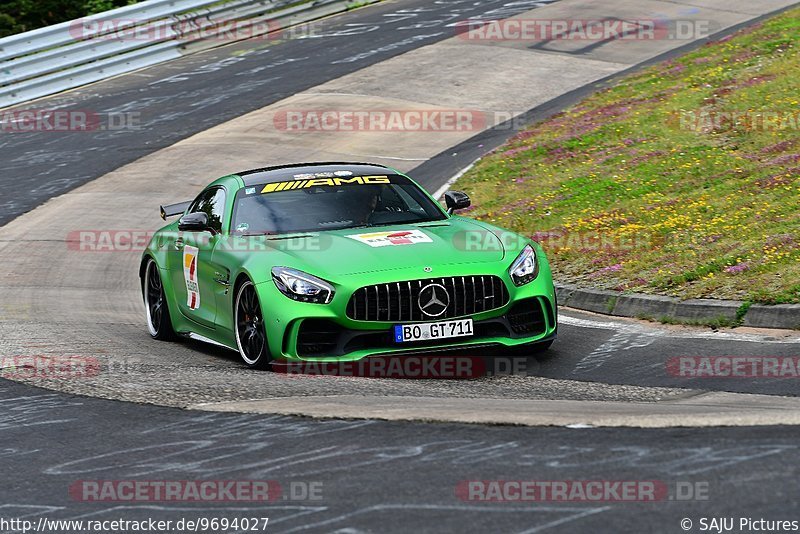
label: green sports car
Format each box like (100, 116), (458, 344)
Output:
(140, 162), (557, 369)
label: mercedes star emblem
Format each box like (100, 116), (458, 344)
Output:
(418, 283), (450, 317)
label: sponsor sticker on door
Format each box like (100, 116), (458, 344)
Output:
(183, 245), (201, 310)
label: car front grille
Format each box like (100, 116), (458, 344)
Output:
(346, 275), (510, 322)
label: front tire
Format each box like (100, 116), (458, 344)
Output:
(234, 280), (272, 370)
(143, 259), (175, 341)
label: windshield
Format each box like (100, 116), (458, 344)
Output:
(231, 174), (447, 235)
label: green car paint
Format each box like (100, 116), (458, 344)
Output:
(140, 163), (557, 368)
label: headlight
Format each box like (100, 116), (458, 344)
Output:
(271, 267), (334, 304)
(508, 245), (538, 286)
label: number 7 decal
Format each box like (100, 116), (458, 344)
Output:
(183, 245), (201, 310)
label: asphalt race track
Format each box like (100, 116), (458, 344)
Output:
(2, 379), (800, 533)
(2, 0), (800, 531)
(0, 0), (559, 226)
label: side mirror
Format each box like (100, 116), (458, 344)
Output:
(444, 190), (471, 214)
(178, 212), (211, 233)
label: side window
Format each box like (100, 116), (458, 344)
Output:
(189, 187), (226, 233)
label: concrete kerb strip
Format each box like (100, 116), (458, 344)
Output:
(189, 391), (800, 428)
(745, 305), (800, 329)
(557, 284), (800, 330)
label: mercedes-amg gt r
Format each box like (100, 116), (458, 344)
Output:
(140, 162), (557, 369)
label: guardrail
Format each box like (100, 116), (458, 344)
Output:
(0, 0), (373, 109)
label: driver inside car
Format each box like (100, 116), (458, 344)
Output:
(348, 185), (382, 225)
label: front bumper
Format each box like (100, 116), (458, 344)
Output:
(293, 296), (555, 358)
(256, 260), (557, 362)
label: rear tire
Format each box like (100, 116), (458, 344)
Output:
(234, 280), (273, 370)
(143, 259), (176, 341)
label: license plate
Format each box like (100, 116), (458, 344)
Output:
(393, 318), (473, 343)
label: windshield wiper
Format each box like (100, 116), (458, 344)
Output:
(240, 231), (324, 240)
(238, 231), (277, 237)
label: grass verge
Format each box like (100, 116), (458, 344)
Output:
(455, 9), (800, 304)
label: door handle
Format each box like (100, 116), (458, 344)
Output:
(175, 237), (185, 250)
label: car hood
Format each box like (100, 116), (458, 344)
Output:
(270, 217), (510, 277)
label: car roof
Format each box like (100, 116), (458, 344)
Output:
(235, 162), (394, 186)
